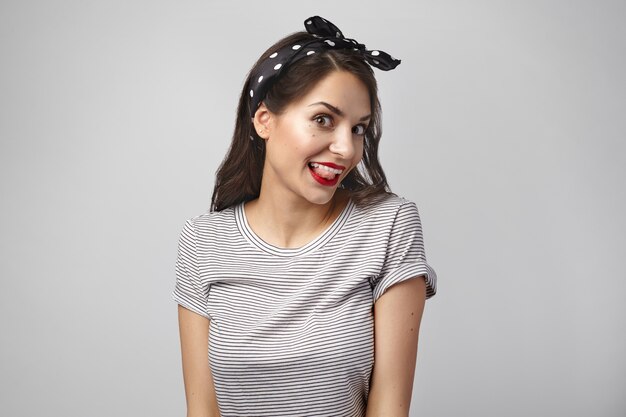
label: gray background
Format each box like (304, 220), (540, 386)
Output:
(1, 0), (624, 416)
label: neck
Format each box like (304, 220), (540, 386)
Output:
(245, 188), (345, 249)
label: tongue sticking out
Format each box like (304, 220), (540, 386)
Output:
(310, 164), (336, 180)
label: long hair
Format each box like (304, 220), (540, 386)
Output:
(210, 31), (396, 212)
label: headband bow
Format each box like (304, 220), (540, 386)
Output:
(304, 16), (401, 71)
(248, 15), (401, 118)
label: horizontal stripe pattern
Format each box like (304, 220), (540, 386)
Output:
(172, 193), (437, 416)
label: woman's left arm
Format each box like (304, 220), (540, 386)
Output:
(365, 275), (427, 417)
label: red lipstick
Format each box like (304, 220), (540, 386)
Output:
(310, 161), (346, 170)
(309, 167), (340, 186)
(308, 162), (343, 187)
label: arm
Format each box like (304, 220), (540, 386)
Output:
(366, 275), (427, 417)
(177, 305), (221, 417)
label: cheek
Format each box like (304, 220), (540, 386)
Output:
(289, 122), (318, 147)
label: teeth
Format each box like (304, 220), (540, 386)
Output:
(309, 162), (343, 175)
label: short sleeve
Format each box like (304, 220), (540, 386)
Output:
(171, 219), (211, 319)
(372, 201), (438, 303)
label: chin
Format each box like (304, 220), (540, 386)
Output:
(303, 190), (337, 206)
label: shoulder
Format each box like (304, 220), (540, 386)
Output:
(183, 204), (239, 235)
(342, 193), (421, 238)
(353, 192), (417, 219)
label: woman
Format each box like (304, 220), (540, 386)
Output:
(173, 16), (437, 417)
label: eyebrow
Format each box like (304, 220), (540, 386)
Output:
(308, 101), (371, 122)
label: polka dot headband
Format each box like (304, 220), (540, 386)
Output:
(248, 15), (402, 118)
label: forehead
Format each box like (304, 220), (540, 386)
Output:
(288, 71), (371, 115)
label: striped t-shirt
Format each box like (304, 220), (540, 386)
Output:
(172, 193), (437, 417)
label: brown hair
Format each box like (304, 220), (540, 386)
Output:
(210, 31), (396, 212)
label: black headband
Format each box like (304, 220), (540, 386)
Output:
(248, 15), (401, 118)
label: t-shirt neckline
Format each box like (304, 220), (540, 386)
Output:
(235, 198), (355, 257)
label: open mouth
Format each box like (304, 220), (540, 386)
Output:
(308, 162), (341, 186)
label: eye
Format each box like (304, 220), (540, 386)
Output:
(352, 124), (368, 136)
(313, 114), (333, 127)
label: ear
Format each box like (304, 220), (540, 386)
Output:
(252, 102), (273, 139)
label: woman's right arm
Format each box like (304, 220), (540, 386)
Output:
(177, 304), (221, 417)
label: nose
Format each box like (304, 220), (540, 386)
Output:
(328, 126), (356, 160)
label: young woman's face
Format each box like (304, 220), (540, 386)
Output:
(257, 70), (371, 205)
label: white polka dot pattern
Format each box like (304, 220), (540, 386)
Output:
(248, 15), (402, 117)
